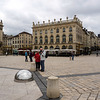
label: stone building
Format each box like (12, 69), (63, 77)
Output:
(7, 31), (33, 50)
(0, 20), (3, 54)
(3, 34), (13, 46)
(18, 32), (33, 49)
(0, 20), (3, 43)
(97, 34), (100, 49)
(32, 15), (99, 55)
(32, 15), (85, 54)
(89, 31), (98, 51)
(82, 29), (98, 54)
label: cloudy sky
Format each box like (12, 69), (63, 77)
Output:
(0, 0), (100, 36)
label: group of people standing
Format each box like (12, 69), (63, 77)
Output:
(25, 48), (46, 72)
(34, 48), (46, 72)
(25, 51), (33, 62)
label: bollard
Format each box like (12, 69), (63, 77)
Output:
(30, 62), (36, 71)
(47, 76), (60, 99)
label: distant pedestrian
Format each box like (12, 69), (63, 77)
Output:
(72, 51), (75, 61)
(25, 51), (28, 62)
(96, 51), (99, 57)
(69, 51), (72, 61)
(40, 48), (46, 72)
(88, 51), (91, 55)
(34, 51), (40, 71)
(29, 51), (33, 62)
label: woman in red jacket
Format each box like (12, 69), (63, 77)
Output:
(34, 51), (40, 71)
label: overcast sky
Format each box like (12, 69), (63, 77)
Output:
(0, 0), (100, 36)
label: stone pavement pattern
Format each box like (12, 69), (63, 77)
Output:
(40, 55), (100, 100)
(0, 56), (42, 100)
(0, 55), (100, 100)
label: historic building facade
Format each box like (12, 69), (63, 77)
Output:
(0, 20), (4, 54)
(7, 31), (33, 50)
(97, 34), (100, 49)
(82, 29), (98, 54)
(0, 20), (3, 43)
(32, 15), (85, 54)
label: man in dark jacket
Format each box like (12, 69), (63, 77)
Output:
(29, 51), (33, 62)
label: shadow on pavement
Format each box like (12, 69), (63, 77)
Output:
(0, 66), (23, 70)
(33, 71), (62, 100)
(57, 72), (100, 78)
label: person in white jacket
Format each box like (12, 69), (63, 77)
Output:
(40, 48), (46, 72)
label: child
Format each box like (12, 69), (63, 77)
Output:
(34, 51), (40, 71)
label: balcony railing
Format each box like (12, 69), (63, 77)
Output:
(49, 42), (54, 44)
(68, 41), (73, 44)
(61, 41), (66, 44)
(55, 42), (60, 44)
(44, 42), (48, 44)
(39, 42), (43, 44)
(34, 43), (38, 45)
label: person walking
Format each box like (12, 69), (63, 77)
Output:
(72, 51), (75, 61)
(96, 51), (99, 57)
(29, 51), (33, 62)
(69, 51), (72, 61)
(25, 51), (28, 62)
(40, 48), (46, 72)
(34, 51), (40, 71)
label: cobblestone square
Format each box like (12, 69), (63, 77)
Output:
(0, 55), (100, 100)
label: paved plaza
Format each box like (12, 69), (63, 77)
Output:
(0, 55), (100, 100)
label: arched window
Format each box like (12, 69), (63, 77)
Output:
(50, 35), (54, 43)
(45, 36), (48, 43)
(50, 46), (54, 49)
(34, 46), (38, 49)
(62, 45), (66, 49)
(39, 46), (42, 49)
(69, 34), (73, 42)
(62, 34), (66, 43)
(68, 45), (73, 49)
(56, 35), (60, 43)
(40, 36), (43, 44)
(69, 27), (72, 32)
(56, 28), (59, 33)
(55, 46), (60, 49)
(35, 36), (38, 43)
(44, 46), (48, 49)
